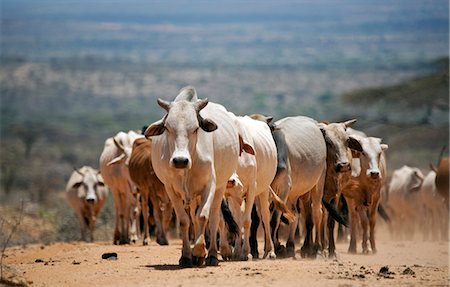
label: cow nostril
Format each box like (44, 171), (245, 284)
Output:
(86, 198), (95, 203)
(172, 157), (189, 169)
(335, 162), (350, 173)
(370, 172), (380, 178)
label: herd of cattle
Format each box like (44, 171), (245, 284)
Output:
(65, 86), (449, 267)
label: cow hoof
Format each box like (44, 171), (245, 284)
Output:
(275, 245), (286, 258)
(247, 254), (253, 261)
(347, 248), (357, 254)
(179, 257), (193, 268)
(251, 250), (259, 260)
(157, 237), (169, 246)
(267, 251), (276, 260)
(205, 256), (219, 266)
(192, 256), (205, 267)
(286, 243), (295, 258)
(328, 251), (337, 258)
(300, 246), (317, 259)
(143, 238), (149, 246)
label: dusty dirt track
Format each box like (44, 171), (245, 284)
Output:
(3, 226), (449, 287)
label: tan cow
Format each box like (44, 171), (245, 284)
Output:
(66, 166), (108, 242)
(341, 135), (388, 254)
(145, 86), (240, 267)
(129, 137), (173, 246)
(99, 130), (143, 244)
(318, 120), (363, 257)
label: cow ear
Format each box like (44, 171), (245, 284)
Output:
(317, 123), (329, 142)
(145, 118), (166, 137)
(238, 134), (255, 155)
(348, 136), (363, 152)
(199, 117), (218, 132)
(381, 143), (389, 151)
(107, 153), (126, 166)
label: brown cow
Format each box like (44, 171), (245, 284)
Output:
(129, 137), (173, 246)
(318, 120), (363, 257)
(435, 156), (449, 209)
(341, 135), (388, 254)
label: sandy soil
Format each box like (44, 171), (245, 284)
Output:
(2, 226), (449, 287)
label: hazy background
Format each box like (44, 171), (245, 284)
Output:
(0, 0), (448, 242)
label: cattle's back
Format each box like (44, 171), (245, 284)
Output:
(129, 138), (163, 190)
(201, 103), (240, 187)
(99, 138), (130, 188)
(274, 116), (326, 195)
(239, 116), (277, 188)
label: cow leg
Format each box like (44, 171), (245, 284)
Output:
(151, 194), (168, 246)
(205, 186), (225, 266)
(167, 186), (192, 267)
(241, 187), (256, 261)
(286, 211), (299, 258)
(359, 208), (369, 254)
(129, 192), (139, 244)
(369, 205), (378, 253)
(311, 174), (325, 253)
(140, 188), (150, 246)
(227, 196), (243, 259)
(159, 200), (173, 245)
(193, 180), (217, 266)
(218, 214), (232, 261)
(270, 168), (291, 257)
(257, 192), (276, 259)
(347, 201), (358, 254)
(77, 213), (87, 242)
(327, 200), (337, 257)
(88, 205), (96, 242)
(300, 192), (316, 258)
(111, 189), (122, 245)
(249, 204), (260, 259)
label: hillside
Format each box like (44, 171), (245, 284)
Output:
(340, 57), (449, 170)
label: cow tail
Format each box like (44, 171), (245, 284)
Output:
(322, 198), (348, 227)
(270, 188), (295, 223)
(221, 199), (239, 237)
(377, 203), (391, 223)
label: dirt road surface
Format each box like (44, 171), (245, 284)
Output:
(2, 226), (449, 287)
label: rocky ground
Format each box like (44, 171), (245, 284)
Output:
(2, 225), (448, 287)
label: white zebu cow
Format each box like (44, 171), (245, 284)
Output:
(225, 114), (279, 260)
(267, 116), (327, 258)
(99, 130), (143, 244)
(66, 166), (108, 242)
(389, 166), (424, 195)
(145, 86), (240, 267)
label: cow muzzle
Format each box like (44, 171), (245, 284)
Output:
(86, 197), (96, 204)
(170, 156), (191, 169)
(335, 162), (351, 173)
(367, 170), (380, 179)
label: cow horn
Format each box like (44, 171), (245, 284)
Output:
(195, 98), (209, 111)
(74, 167), (84, 176)
(157, 98), (171, 112)
(343, 119), (357, 127)
(113, 136), (125, 152)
